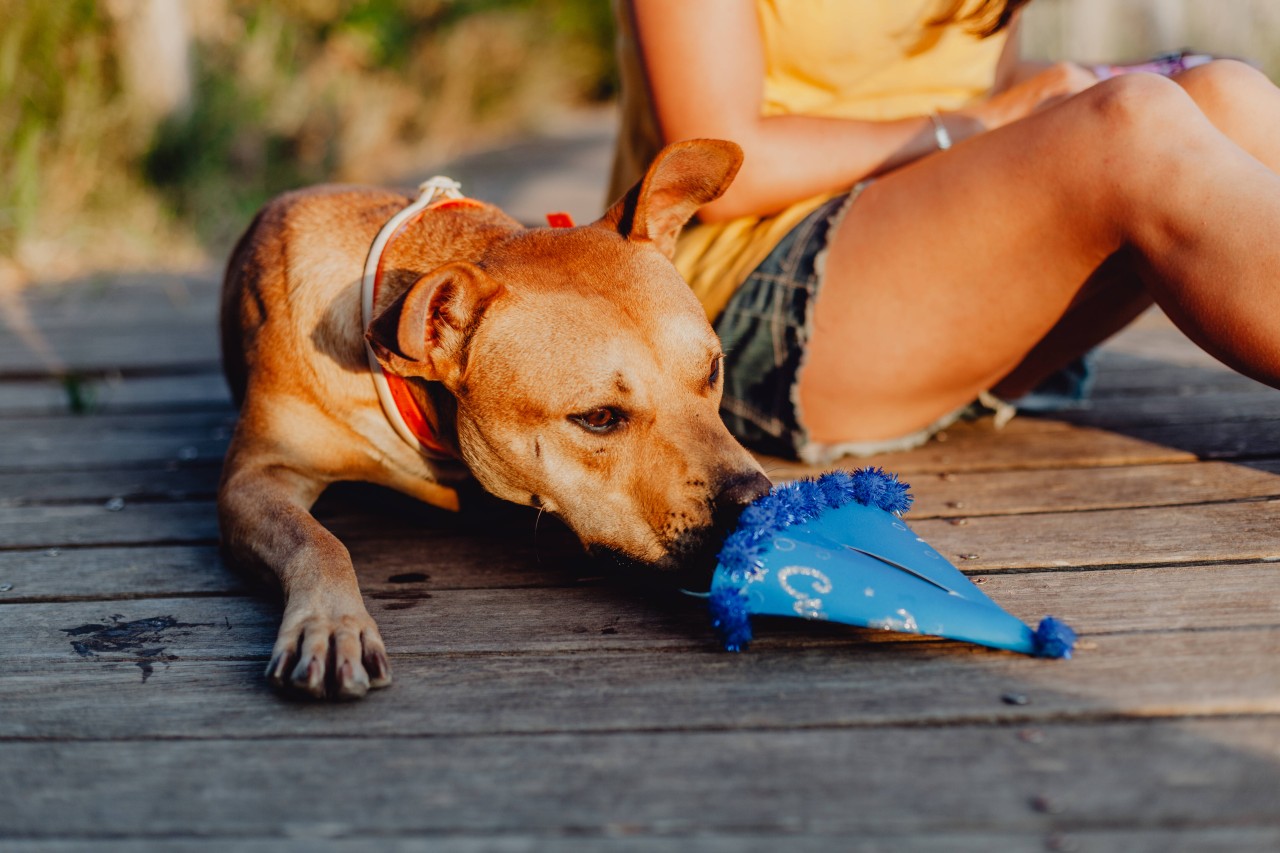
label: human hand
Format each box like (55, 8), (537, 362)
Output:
(1091, 50), (1228, 80)
(964, 62), (1098, 131)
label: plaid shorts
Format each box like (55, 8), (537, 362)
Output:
(713, 187), (1093, 462)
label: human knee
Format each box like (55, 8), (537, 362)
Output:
(1079, 73), (1192, 141)
(1069, 74), (1214, 201)
(1175, 59), (1273, 131)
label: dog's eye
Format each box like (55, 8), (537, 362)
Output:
(709, 355), (723, 388)
(570, 407), (622, 434)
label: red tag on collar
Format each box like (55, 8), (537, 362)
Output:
(546, 212), (575, 228)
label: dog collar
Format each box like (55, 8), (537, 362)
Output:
(361, 179), (577, 460)
(361, 177), (475, 460)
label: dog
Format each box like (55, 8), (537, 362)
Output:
(218, 138), (772, 699)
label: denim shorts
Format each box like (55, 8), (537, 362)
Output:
(713, 187), (1093, 463)
(713, 191), (854, 461)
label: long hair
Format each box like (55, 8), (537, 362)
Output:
(930, 0), (1031, 37)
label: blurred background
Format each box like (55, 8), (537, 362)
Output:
(2, 0), (1279, 287)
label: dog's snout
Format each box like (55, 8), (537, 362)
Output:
(716, 471), (772, 510)
(705, 470), (773, 557)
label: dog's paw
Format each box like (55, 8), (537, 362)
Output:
(265, 602), (392, 700)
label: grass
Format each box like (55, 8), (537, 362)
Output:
(2, 0), (615, 281)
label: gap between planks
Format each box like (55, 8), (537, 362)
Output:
(5, 828), (1280, 853)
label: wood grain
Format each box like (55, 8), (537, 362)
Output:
(5, 562), (1278, 662)
(3, 626), (1278, 740)
(0, 373), (231, 416)
(0, 410), (234, 471)
(6, 829), (1280, 852)
(0, 719), (1276, 837)
(7, 492), (1276, 572)
(0, 465), (223, 505)
(4, 276), (1280, 847)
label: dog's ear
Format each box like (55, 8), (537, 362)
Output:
(365, 261), (502, 387)
(598, 138), (743, 259)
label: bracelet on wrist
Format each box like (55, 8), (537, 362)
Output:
(929, 111), (952, 151)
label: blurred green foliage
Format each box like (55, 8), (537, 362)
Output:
(0, 1), (127, 257)
(147, 0), (617, 249)
(2, 0), (617, 272)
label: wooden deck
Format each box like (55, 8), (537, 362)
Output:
(3, 183), (1280, 848)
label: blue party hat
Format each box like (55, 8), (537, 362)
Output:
(696, 469), (1076, 658)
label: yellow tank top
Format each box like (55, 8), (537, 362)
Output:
(609, 0), (1008, 320)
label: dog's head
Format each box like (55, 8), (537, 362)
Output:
(367, 139), (770, 570)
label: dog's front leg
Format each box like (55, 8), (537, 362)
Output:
(218, 449), (391, 699)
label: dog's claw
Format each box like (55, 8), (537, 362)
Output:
(265, 651), (293, 687)
(335, 660), (370, 699)
(291, 656), (327, 698)
(365, 649), (393, 688)
(266, 605), (390, 700)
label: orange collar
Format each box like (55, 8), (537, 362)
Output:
(360, 178), (575, 461)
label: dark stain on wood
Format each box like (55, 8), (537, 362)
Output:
(61, 615), (214, 682)
(387, 572), (430, 584)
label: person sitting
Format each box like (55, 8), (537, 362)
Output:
(610, 0), (1280, 462)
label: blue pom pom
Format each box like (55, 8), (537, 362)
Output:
(715, 529), (759, 577)
(816, 470), (856, 508)
(850, 467), (913, 515)
(848, 467), (886, 509)
(737, 500), (777, 533)
(709, 586), (753, 652)
(771, 482), (812, 526)
(1032, 617), (1077, 659)
(791, 478), (828, 520)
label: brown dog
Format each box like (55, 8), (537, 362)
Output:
(218, 139), (771, 699)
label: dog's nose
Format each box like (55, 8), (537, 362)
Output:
(715, 470), (773, 509)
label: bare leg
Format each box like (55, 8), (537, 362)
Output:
(991, 252), (1151, 399)
(219, 433), (391, 699)
(999, 61), (1280, 397)
(799, 69), (1280, 444)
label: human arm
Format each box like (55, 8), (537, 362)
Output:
(632, 0), (1095, 221)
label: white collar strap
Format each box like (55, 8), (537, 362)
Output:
(360, 176), (464, 457)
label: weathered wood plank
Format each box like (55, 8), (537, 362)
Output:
(913, 499), (1280, 571)
(759, 418), (1198, 480)
(7, 493), (1277, 574)
(5, 562), (1278, 663)
(0, 410), (1192, 475)
(3, 456), (1275, 529)
(896, 460), (1280, 519)
(2, 452), (1276, 527)
(0, 373), (231, 416)
(0, 533), (590, 604)
(1055, 390), (1280, 429)
(0, 590), (699, 660)
(6, 828), (1280, 853)
(4, 483), (1276, 618)
(0, 545), (246, 603)
(0, 411), (234, 471)
(0, 491), (481, 549)
(1115, 420), (1280, 460)
(0, 501), (222, 548)
(0, 326), (221, 376)
(1, 719), (1276, 837)
(1090, 360), (1269, 396)
(966, 562), (1280, 633)
(3, 625), (1278, 740)
(0, 275), (213, 377)
(0, 465), (223, 506)
(3, 272), (219, 328)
